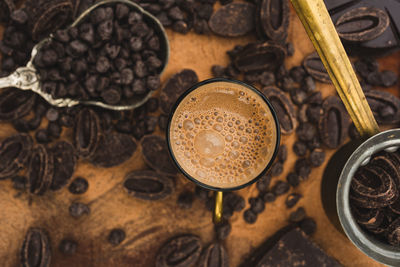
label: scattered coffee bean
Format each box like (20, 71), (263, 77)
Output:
(215, 221), (231, 241)
(272, 181), (290, 196)
(286, 193), (302, 208)
(289, 207), (306, 223)
(108, 228), (126, 246)
(68, 177), (89, 195)
(69, 202), (90, 218)
(59, 239), (77, 255)
(243, 209), (257, 224)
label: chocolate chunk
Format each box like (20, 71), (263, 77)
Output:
(258, 0), (289, 42)
(209, 2), (255, 37)
(252, 228), (342, 267)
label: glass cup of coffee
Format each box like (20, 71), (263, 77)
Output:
(167, 78), (280, 223)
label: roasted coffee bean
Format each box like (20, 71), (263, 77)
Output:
(256, 173), (271, 192)
(198, 242), (229, 267)
(293, 141), (308, 157)
(21, 228), (51, 267)
(295, 158), (311, 180)
(68, 177), (89, 194)
(262, 87), (297, 135)
(0, 89), (36, 121)
(177, 190), (194, 209)
(234, 42), (285, 72)
(90, 132), (137, 168)
(50, 141), (76, 190)
(141, 135), (178, 176)
(303, 52), (331, 83)
(124, 170), (174, 200)
(215, 221), (231, 241)
(380, 70), (398, 87)
(160, 69), (198, 114)
(270, 162), (283, 177)
(336, 7), (389, 42)
(290, 88), (308, 106)
(28, 145), (53, 195)
(306, 91), (323, 105)
(108, 228), (126, 246)
(319, 96), (349, 148)
(263, 191), (276, 203)
(277, 145), (287, 163)
(306, 105), (323, 124)
(309, 148), (325, 167)
(249, 197), (265, 214)
(0, 134), (33, 180)
(296, 122), (316, 142)
(289, 66), (306, 83)
(289, 207), (306, 222)
(365, 90), (400, 125)
(301, 76), (316, 93)
(59, 239), (77, 255)
(225, 192), (245, 212)
(74, 108), (101, 159)
(286, 193), (302, 208)
(209, 2), (255, 37)
(258, 0), (289, 42)
(286, 172), (300, 187)
(272, 180), (290, 196)
(69, 202), (90, 218)
(243, 209), (257, 224)
(156, 234), (202, 267)
(299, 217), (317, 236)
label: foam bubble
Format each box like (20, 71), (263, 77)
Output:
(194, 130), (225, 157)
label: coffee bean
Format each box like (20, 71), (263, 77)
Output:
(303, 52), (331, 83)
(295, 158), (311, 180)
(243, 209), (257, 224)
(108, 228), (126, 246)
(289, 207), (306, 222)
(286, 172), (300, 187)
(256, 173), (271, 192)
(309, 149), (325, 167)
(270, 161), (283, 177)
(286, 193), (302, 208)
(215, 221), (231, 241)
(28, 145), (53, 195)
(272, 180), (290, 196)
(69, 202), (90, 218)
(296, 122), (316, 142)
(299, 217), (317, 236)
(262, 191), (276, 203)
(68, 177), (89, 194)
(59, 239), (77, 255)
(293, 141), (308, 157)
(177, 190), (194, 209)
(249, 197), (265, 214)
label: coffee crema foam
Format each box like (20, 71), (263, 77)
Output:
(169, 81), (277, 189)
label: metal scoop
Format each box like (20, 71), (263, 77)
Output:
(0, 0), (169, 110)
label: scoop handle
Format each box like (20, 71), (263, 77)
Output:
(290, 0), (380, 137)
(0, 67), (39, 90)
(213, 191), (223, 224)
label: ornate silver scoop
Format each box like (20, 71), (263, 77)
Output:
(0, 0), (169, 110)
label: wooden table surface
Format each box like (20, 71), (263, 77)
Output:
(0, 4), (399, 267)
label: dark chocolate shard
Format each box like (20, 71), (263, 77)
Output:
(90, 132), (137, 168)
(124, 170), (174, 200)
(0, 89), (36, 121)
(303, 52), (331, 83)
(365, 90), (400, 125)
(141, 135), (178, 176)
(209, 2), (255, 37)
(21, 228), (51, 267)
(258, 0), (289, 42)
(160, 69), (199, 115)
(254, 228), (342, 267)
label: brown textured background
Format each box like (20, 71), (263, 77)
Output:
(0, 4), (399, 267)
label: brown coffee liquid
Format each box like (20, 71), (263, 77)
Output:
(169, 81), (278, 189)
